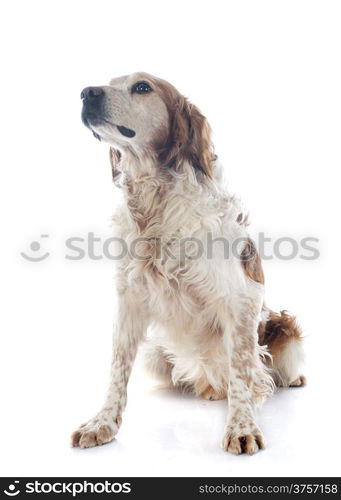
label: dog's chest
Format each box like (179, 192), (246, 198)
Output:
(114, 184), (246, 321)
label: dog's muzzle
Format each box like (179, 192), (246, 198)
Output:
(80, 87), (136, 139)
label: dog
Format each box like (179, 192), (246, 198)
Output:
(71, 72), (305, 454)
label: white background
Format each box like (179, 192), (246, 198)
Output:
(0, 0), (340, 477)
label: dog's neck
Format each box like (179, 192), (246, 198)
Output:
(119, 153), (204, 233)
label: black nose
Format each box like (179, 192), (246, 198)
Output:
(80, 86), (104, 100)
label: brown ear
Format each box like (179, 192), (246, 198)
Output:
(185, 101), (214, 178)
(158, 97), (215, 178)
(109, 147), (122, 186)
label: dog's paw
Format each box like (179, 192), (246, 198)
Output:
(221, 425), (266, 455)
(201, 385), (227, 401)
(71, 414), (121, 449)
(289, 375), (307, 387)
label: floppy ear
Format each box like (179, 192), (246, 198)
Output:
(109, 147), (122, 187)
(159, 97), (215, 178)
(184, 101), (214, 178)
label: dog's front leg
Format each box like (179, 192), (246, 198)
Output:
(222, 298), (273, 455)
(71, 292), (147, 448)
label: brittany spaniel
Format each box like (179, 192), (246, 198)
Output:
(71, 73), (305, 454)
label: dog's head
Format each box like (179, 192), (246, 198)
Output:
(81, 72), (214, 181)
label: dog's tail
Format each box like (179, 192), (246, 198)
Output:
(258, 307), (306, 387)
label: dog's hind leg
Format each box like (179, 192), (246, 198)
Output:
(142, 339), (228, 399)
(239, 239), (305, 388)
(258, 309), (306, 388)
(142, 340), (174, 384)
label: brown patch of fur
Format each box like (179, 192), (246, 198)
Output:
(237, 212), (250, 226)
(153, 79), (215, 178)
(200, 385), (227, 401)
(240, 238), (264, 285)
(258, 309), (302, 358)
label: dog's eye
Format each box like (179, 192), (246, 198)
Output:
(132, 81), (152, 94)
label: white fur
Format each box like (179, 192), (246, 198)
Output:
(273, 338), (305, 387)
